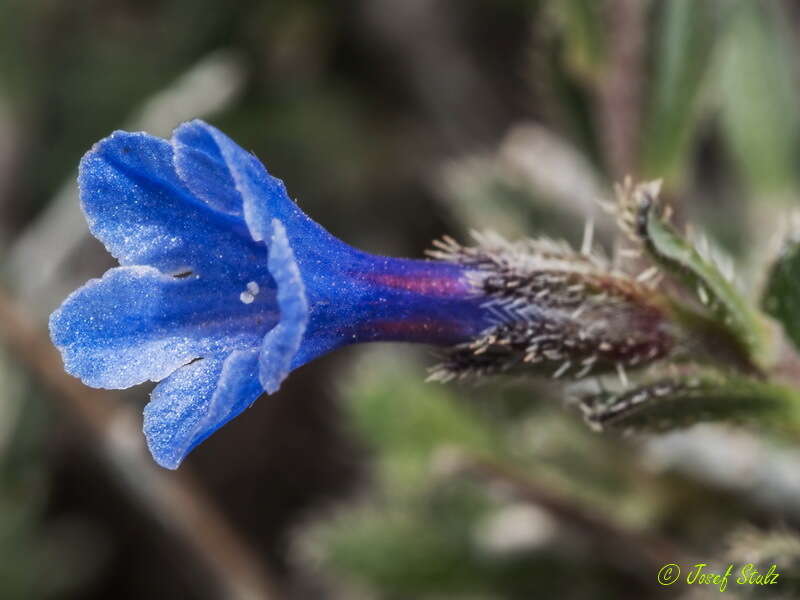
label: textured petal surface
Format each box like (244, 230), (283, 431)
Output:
(197, 121), (348, 256)
(49, 266), (277, 388)
(54, 119), (490, 469)
(79, 130), (265, 279)
(259, 220), (309, 393)
(171, 120), (242, 216)
(143, 349), (262, 469)
(203, 125), (289, 242)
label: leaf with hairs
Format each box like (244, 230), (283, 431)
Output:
(579, 374), (798, 433)
(626, 183), (771, 370)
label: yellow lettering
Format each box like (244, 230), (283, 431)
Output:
(687, 564), (707, 584)
(737, 563), (754, 584)
(719, 564), (733, 592)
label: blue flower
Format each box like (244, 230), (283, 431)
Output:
(50, 120), (491, 469)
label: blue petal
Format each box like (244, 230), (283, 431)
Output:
(259, 220), (309, 393)
(183, 120), (348, 256)
(201, 124), (286, 242)
(57, 119), (494, 469)
(171, 120), (242, 216)
(143, 349), (262, 469)
(79, 130), (264, 279)
(49, 266), (276, 388)
(171, 120), (285, 241)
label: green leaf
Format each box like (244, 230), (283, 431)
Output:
(641, 0), (716, 184)
(633, 185), (770, 369)
(762, 238), (800, 353)
(579, 374), (798, 433)
(718, 1), (800, 197)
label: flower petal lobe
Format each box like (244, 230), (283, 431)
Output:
(143, 349), (262, 469)
(171, 119), (242, 216)
(79, 130), (263, 277)
(49, 266), (272, 388)
(259, 220), (309, 393)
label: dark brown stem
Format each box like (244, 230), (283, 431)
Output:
(597, 0), (646, 179)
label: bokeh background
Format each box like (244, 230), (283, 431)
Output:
(2, 0), (800, 598)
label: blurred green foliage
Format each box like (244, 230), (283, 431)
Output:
(5, 0), (800, 598)
(300, 2), (800, 599)
(764, 235), (800, 353)
(308, 351), (654, 599)
(641, 0), (715, 182)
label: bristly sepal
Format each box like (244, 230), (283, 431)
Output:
(427, 231), (676, 382)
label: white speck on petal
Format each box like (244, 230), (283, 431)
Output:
(240, 281), (260, 304)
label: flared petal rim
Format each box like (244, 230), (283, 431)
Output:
(259, 220), (309, 393)
(53, 119), (411, 468)
(143, 349), (262, 469)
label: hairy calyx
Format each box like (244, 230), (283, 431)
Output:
(428, 232), (676, 382)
